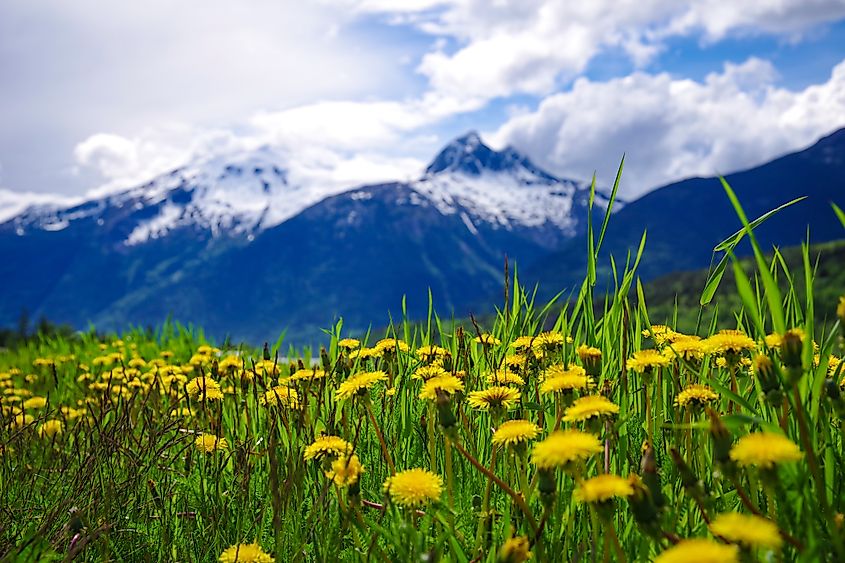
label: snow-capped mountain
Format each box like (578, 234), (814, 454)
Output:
(8, 146), (360, 245)
(6, 132), (608, 249)
(0, 132), (611, 344)
(409, 132), (598, 236)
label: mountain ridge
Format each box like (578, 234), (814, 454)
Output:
(525, 126), (845, 296)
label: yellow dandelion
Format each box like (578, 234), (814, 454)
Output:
(663, 336), (706, 361)
(170, 407), (194, 417)
(249, 360), (277, 376)
(574, 474), (634, 503)
(127, 357), (146, 369)
(642, 325), (680, 345)
(540, 365), (593, 395)
(829, 355), (841, 377)
(349, 347), (378, 361)
(626, 349), (670, 373)
(704, 329), (756, 356)
(709, 512), (782, 550)
(498, 536), (532, 563)
(764, 332), (783, 348)
(326, 454), (364, 487)
(563, 395), (619, 423)
(576, 344), (602, 362)
(413, 365), (448, 381)
(532, 430), (603, 469)
(303, 435), (352, 461)
(218, 543), (274, 563)
(419, 374), (464, 400)
(33, 357), (55, 368)
(289, 369), (326, 382)
(492, 419), (540, 447)
(335, 371), (388, 401)
(12, 413), (34, 428)
(653, 538), (739, 563)
(37, 419), (63, 438)
(467, 386), (521, 411)
(23, 396), (47, 410)
(261, 386), (300, 409)
(195, 434), (228, 454)
(730, 432), (802, 468)
(60, 406), (85, 420)
(486, 370), (525, 386)
(217, 355), (242, 373)
(474, 333), (501, 346)
(510, 335), (535, 350)
(675, 384), (719, 408)
(338, 338), (361, 350)
(383, 468), (443, 507)
(374, 338), (410, 355)
(417, 345), (450, 360)
(185, 376), (224, 401)
(533, 331), (564, 349)
(504, 353), (528, 371)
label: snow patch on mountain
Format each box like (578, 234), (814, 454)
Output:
(0, 188), (81, 224)
(408, 170), (581, 232)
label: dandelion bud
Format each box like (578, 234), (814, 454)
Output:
(765, 388), (784, 408)
(348, 480), (361, 502)
(780, 330), (803, 384)
(837, 296), (845, 326)
(707, 408), (734, 472)
(577, 345), (602, 378)
(497, 536), (532, 563)
(753, 355), (777, 391)
(538, 468), (556, 508)
(824, 378), (845, 418)
(640, 444), (665, 509)
(435, 389), (456, 433)
(262, 342), (270, 361)
(320, 346), (331, 372)
(211, 359), (219, 379)
(627, 474), (659, 537)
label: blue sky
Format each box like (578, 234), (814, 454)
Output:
(1, 0), (844, 205)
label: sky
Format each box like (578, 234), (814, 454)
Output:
(1, 0), (845, 205)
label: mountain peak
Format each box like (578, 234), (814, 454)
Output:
(424, 131), (559, 182)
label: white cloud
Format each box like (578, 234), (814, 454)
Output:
(340, 0), (845, 104)
(73, 101), (435, 198)
(0, 0), (412, 195)
(73, 125), (265, 197)
(492, 57), (845, 197)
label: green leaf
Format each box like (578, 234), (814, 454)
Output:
(714, 196), (806, 251)
(833, 203), (845, 228)
(720, 177), (786, 334)
(703, 373), (760, 415)
(596, 155), (625, 254)
(701, 196), (805, 306)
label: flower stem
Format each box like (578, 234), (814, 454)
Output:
(364, 398), (395, 475)
(444, 436), (456, 532)
(453, 439), (538, 533)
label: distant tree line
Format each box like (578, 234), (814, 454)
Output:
(0, 309), (78, 348)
